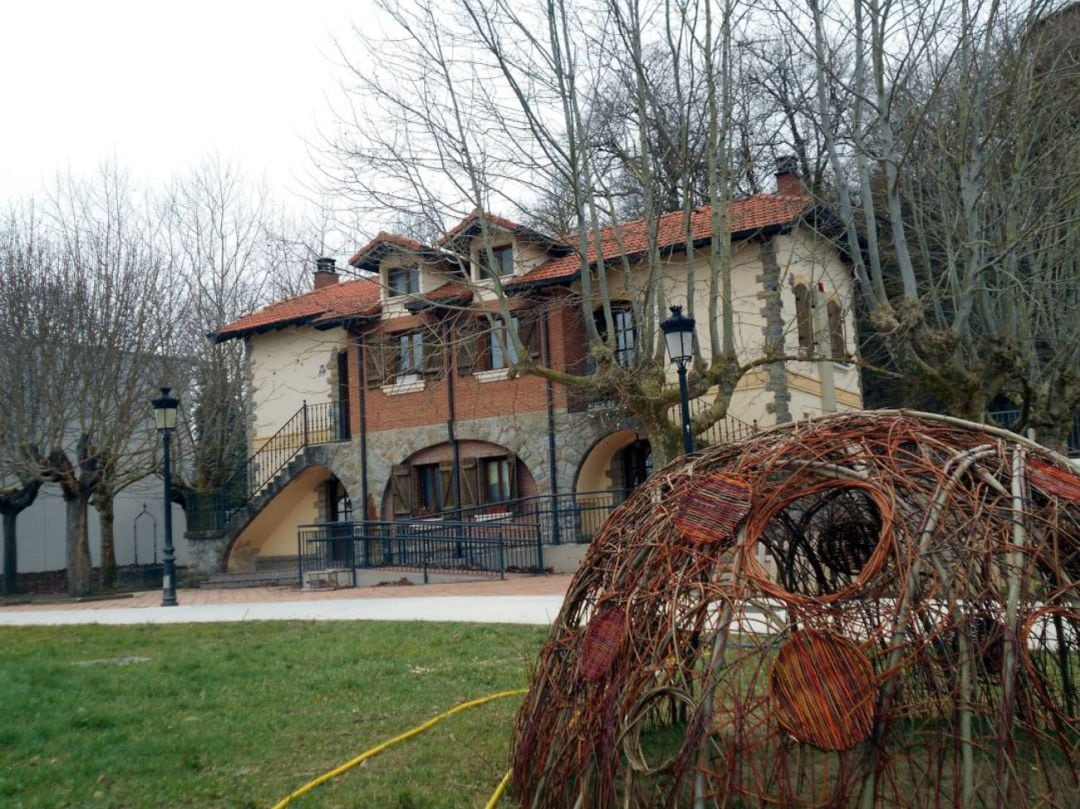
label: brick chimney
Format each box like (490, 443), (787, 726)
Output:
(314, 257), (339, 290)
(775, 156), (804, 196)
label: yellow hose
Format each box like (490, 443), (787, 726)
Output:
(270, 689), (527, 809)
(484, 769), (512, 809)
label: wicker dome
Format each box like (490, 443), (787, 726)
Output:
(512, 411), (1080, 808)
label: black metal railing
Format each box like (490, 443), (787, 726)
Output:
(448, 489), (629, 545)
(185, 400), (348, 532)
(249, 400), (346, 495)
(296, 518), (543, 584)
(988, 409), (1080, 457)
(683, 398), (760, 447)
(296, 488), (631, 583)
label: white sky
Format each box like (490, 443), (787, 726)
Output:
(0, 0), (371, 204)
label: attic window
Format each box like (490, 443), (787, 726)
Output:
(480, 245), (514, 279)
(388, 267), (419, 297)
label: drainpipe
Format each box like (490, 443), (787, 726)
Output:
(358, 336), (370, 521)
(542, 307), (561, 545)
(445, 318), (463, 514)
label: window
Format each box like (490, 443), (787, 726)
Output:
(479, 245), (514, 279)
(487, 317), (519, 371)
(396, 332), (424, 381)
(483, 457), (512, 504)
(388, 267), (419, 296)
(415, 464), (442, 515)
(827, 298), (846, 359)
(793, 283), (814, 356)
(593, 305), (637, 368)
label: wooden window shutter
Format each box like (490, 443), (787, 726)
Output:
(518, 312), (541, 360)
(460, 457), (478, 508)
(365, 335), (386, 388)
(423, 330), (443, 378)
(390, 464), (413, 516)
(793, 284), (814, 354)
(457, 319), (480, 376)
(827, 299), (845, 358)
(439, 461), (456, 510)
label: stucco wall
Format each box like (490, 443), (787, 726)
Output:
(248, 326), (346, 440)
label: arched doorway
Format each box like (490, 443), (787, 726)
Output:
(575, 430), (652, 494)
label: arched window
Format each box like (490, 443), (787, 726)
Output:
(793, 283), (814, 356)
(827, 298), (846, 359)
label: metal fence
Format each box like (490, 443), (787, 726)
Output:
(296, 518), (543, 585)
(296, 488), (630, 583)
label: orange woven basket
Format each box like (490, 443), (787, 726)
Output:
(769, 629), (876, 751)
(579, 608), (626, 683)
(674, 474), (752, 545)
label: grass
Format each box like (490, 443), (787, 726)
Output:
(0, 621), (548, 808)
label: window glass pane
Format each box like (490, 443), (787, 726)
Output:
(417, 465), (440, 513)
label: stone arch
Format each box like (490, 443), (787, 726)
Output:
(378, 439), (539, 519)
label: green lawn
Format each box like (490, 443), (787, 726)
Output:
(0, 621), (548, 808)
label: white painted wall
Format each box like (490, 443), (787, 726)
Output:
(2, 476), (188, 574)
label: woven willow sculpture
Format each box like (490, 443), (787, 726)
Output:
(512, 412), (1080, 808)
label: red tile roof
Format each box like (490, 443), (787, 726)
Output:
(348, 231), (427, 269)
(513, 193), (810, 285)
(215, 192), (808, 341)
(213, 277), (382, 341)
(439, 211), (525, 244)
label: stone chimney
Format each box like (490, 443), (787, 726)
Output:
(775, 156), (804, 196)
(314, 257), (339, 290)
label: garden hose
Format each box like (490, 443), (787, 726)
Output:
(270, 688), (527, 809)
(484, 769), (512, 809)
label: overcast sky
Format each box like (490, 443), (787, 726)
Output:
(0, 0), (371, 204)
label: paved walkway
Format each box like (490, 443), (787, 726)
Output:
(0, 574), (574, 627)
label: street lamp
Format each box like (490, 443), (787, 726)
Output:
(661, 305), (697, 455)
(151, 387), (179, 607)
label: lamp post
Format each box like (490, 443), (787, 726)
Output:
(152, 387), (179, 607)
(661, 305), (697, 455)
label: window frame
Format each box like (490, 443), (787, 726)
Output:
(387, 266), (420, 297)
(414, 463), (442, 515)
(478, 244), (514, 280)
(482, 457), (513, 504)
(485, 316), (520, 371)
(395, 331), (425, 382)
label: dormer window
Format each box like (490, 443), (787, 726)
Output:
(388, 267), (420, 297)
(479, 245), (514, 279)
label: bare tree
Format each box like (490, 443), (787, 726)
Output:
(41, 165), (182, 595)
(0, 202), (65, 594)
(325, 0), (837, 464)
(796, 0), (1080, 446)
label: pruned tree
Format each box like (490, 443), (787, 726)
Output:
(794, 0), (1080, 446)
(41, 165), (182, 595)
(0, 202), (65, 594)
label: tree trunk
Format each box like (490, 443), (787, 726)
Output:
(2, 509), (17, 595)
(65, 493), (93, 597)
(97, 492), (116, 589)
(1, 481), (41, 595)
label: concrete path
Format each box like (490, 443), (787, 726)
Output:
(0, 574), (573, 627)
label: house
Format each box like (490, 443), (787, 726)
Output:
(190, 164), (861, 577)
